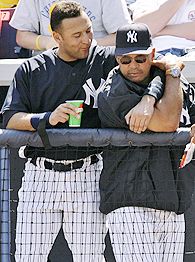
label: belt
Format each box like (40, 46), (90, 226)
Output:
(30, 155), (99, 172)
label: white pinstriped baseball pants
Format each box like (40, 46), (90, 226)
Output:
(107, 206), (185, 262)
(15, 156), (106, 262)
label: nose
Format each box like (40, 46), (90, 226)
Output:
(128, 59), (139, 69)
(82, 32), (90, 44)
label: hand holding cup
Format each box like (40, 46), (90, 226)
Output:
(65, 100), (84, 127)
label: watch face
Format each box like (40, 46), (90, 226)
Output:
(172, 68), (181, 77)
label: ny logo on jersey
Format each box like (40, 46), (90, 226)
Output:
(127, 30), (138, 43)
(83, 78), (105, 108)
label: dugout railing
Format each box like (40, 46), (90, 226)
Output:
(0, 128), (195, 262)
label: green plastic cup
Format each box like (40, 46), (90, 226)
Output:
(66, 100), (84, 127)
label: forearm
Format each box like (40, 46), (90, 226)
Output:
(124, 68), (165, 134)
(95, 33), (116, 46)
(145, 68), (165, 100)
(148, 76), (183, 132)
(16, 30), (57, 51)
(155, 22), (195, 40)
(6, 112), (35, 131)
(133, 0), (186, 36)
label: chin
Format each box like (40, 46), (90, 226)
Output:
(81, 49), (90, 58)
(127, 76), (141, 83)
(81, 54), (89, 59)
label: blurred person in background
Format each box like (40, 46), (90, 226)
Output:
(125, 0), (137, 19)
(0, 0), (18, 8)
(129, 0), (195, 57)
(126, 0), (136, 5)
(0, 0), (31, 58)
(9, 0), (131, 54)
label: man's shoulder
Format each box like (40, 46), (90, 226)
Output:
(181, 75), (195, 100)
(20, 49), (56, 72)
(107, 66), (120, 79)
(99, 66), (124, 95)
(89, 40), (115, 59)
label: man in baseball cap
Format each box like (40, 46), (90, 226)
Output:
(114, 23), (156, 84)
(98, 23), (185, 261)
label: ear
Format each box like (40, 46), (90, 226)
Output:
(151, 48), (156, 60)
(115, 56), (120, 65)
(52, 31), (62, 44)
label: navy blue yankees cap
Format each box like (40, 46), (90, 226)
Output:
(115, 23), (153, 56)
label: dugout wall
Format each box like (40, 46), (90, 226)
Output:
(0, 128), (195, 262)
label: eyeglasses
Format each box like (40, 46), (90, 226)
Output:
(119, 55), (148, 65)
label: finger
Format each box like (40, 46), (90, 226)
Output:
(151, 60), (166, 71)
(179, 62), (185, 71)
(130, 116), (143, 134)
(137, 118), (148, 133)
(63, 102), (83, 112)
(56, 112), (70, 122)
(58, 114), (69, 123)
(65, 104), (83, 116)
(129, 114), (136, 132)
(191, 137), (195, 144)
(59, 107), (80, 118)
(133, 119), (143, 134)
(133, 116), (150, 134)
(49, 112), (69, 125)
(190, 125), (195, 136)
(125, 112), (131, 125)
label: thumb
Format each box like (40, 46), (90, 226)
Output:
(191, 136), (195, 144)
(125, 111), (132, 125)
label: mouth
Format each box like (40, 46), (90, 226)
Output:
(81, 46), (90, 51)
(128, 72), (141, 77)
(81, 48), (89, 52)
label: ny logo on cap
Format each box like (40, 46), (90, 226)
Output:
(127, 30), (137, 43)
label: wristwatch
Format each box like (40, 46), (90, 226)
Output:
(166, 67), (181, 78)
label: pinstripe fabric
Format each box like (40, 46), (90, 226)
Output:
(107, 206), (185, 262)
(15, 156), (106, 262)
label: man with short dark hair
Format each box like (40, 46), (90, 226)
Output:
(98, 23), (195, 262)
(2, 1), (117, 261)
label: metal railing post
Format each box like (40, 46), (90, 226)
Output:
(0, 147), (10, 262)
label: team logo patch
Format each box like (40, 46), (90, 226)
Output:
(83, 78), (105, 108)
(127, 30), (138, 43)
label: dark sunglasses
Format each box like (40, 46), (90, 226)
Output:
(119, 55), (148, 65)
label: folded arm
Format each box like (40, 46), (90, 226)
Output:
(147, 76), (183, 132)
(125, 56), (184, 133)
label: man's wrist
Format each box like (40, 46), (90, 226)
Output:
(142, 95), (156, 106)
(30, 112), (52, 130)
(166, 67), (181, 78)
(35, 35), (44, 51)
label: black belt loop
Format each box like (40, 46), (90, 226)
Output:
(91, 154), (99, 165)
(30, 155), (99, 172)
